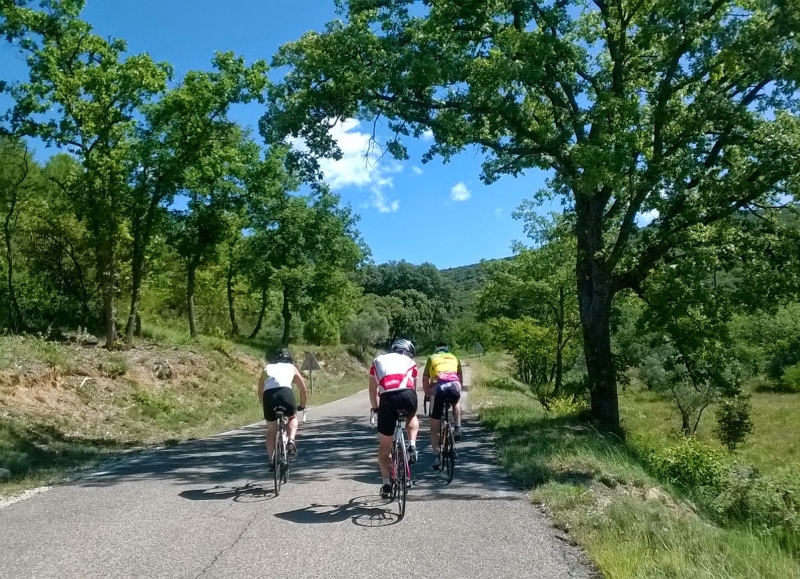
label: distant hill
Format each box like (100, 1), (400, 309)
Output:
(440, 257), (511, 294)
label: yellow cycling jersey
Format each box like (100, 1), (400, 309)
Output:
(425, 352), (461, 383)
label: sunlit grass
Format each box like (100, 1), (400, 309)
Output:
(470, 359), (800, 579)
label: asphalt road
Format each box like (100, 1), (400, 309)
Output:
(0, 365), (594, 579)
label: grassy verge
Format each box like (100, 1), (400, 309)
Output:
(0, 333), (367, 496)
(469, 356), (800, 579)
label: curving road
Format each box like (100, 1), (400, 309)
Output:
(0, 365), (595, 579)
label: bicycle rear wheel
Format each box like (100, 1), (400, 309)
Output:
(274, 429), (284, 496)
(443, 425), (455, 483)
(395, 443), (407, 520)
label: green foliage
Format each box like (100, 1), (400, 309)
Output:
(342, 309), (388, 357)
(708, 466), (800, 535)
(101, 354), (129, 378)
(715, 396), (754, 452)
(651, 437), (725, 491)
(302, 308), (340, 346)
(780, 364), (800, 393)
(265, 0), (800, 429)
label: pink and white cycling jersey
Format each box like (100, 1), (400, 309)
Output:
(369, 352), (418, 395)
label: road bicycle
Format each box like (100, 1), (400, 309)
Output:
(271, 406), (306, 496)
(438, 400), (457, 483)
(370, 408), (412, 520)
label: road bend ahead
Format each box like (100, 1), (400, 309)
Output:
(0, 365), (594, 579)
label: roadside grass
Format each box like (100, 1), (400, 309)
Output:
(469, 359), (800, 579)
(0, 331), (367, 496)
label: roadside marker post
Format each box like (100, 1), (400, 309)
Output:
(301, 352), (322, 394)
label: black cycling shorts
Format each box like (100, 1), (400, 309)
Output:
(430, 381), (461, 420)
(262, 387), (296, 422)
(377, 389), (418, 437)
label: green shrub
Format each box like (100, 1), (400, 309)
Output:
(780, 363), (800, 393)
(102, 354), (129, 378)
(709, 466), (800, 534)
(547, 396), (589, 418)
(652, 437), (725, 490)
(715, 395), (754, 452)
(131, 389), (175, 418)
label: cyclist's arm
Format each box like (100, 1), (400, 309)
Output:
(369, 373), (379, 410)
(422, 358), (432, 397)
(257, 370), (267, 404)
(292, 367), (308, 408)
(457, 358), (464, 385)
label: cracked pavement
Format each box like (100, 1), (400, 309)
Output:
(0, 367), (595, 579)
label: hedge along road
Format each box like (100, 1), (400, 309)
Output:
(0, 364), (595, 579)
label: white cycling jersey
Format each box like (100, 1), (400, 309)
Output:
(264, 362), (295, 390)
(370, 352), (418, 395)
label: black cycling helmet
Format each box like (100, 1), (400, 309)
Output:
(270, 348), (294, 364)
(434, 342), (450, 353)
(390, 338), (416, 358)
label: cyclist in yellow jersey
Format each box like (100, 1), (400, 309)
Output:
(422, 342), (463, 470)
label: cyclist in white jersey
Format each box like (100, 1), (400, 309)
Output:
(369, 338), (419, 499)
(257, 348), (308, 470)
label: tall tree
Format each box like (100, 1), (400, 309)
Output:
(0, 137), (31, 331)
(167, 130), (254, 337)
(478, 216), (580, 396)
(1, 0), (170, 346)
(124, 53), (269, 343)
(263, 0), (800, 428)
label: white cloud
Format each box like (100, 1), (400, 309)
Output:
(371, 190), (400, 213)
(637, 209), (659, 226)
(450, 181), (471, 202)
(422, 129), (434, 141)
(412, 166), (423, 175)
(289, 118), (401, 212)
(495, 206), (502, 217)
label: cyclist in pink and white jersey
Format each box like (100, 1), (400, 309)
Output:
(369, 338), (420, 499)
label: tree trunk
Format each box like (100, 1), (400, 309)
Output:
(554, 286), (565, 398)
(227, 262), (239, 338)
(281, 287), (291, 346)
(101, 231), (117, 349)
(4, 201), (24, 333)
(125, 196), (160, 344)
(576, 196), (619, 429)
(187, 263), (198, 338)
(249, 286), (268, 340)
(125, 253), (145, 343)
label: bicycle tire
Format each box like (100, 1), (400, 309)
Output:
(274, 426), (284, 496)
(443, 425), (455, 483)
(396, 442), (407, 520)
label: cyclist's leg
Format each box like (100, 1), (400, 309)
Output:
(262, 392), (279, 461)
(400, 389), (419, 462)
(376, 393), (398, 487)
(275, 388), (298, 456)
(429, 384), (445, 451)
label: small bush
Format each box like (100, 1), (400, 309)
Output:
(547, 396), (590, 418)
(714, 395), (754, 452)
(652, 437), (725, 490)
(131, 389), (175, 418)
(780, 363), (800, 393)
(709, 466), (800, 534)
(101, 354), (129, 378)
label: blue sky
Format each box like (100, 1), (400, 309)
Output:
(0, 0), (558, 269)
